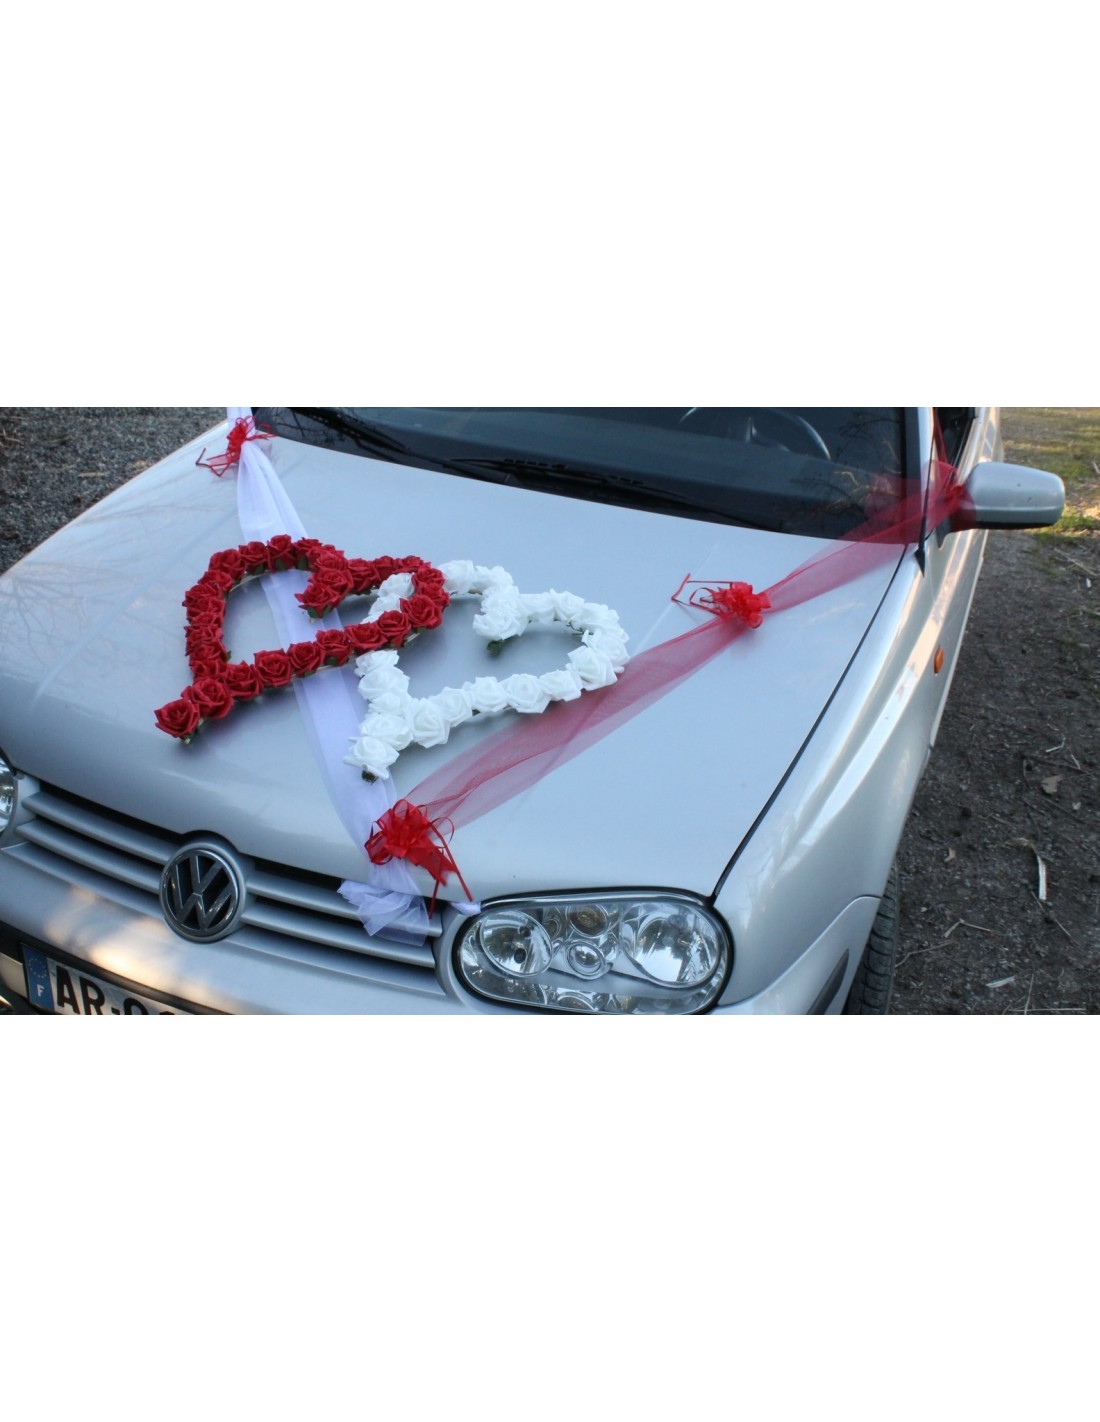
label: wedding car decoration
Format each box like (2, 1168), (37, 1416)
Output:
(156, 411), (944, 918)
(153, 539), (450, 741)
(347, 560), (631, 780)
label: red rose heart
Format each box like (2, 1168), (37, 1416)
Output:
(155, 537), (449, 740)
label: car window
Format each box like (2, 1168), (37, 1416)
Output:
(934, 408), (976, 466)
(256, 406), (908, 540)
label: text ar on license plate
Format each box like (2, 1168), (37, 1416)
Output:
(22, 946), (186, 1015)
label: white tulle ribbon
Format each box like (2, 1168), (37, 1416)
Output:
(224, 406), (431, 943)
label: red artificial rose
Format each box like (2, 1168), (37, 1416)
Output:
(184, 631), (224, 662)
(155, 696), (202, 739)
(375, 609), (412, 645)
(314, 630), (352, 665)
(403, 593), (445, 630)
(347, 559), (376, 591)
(199, 569), (236, 596)
(223, 661), (265, 700)
(184, 593), (225, 625)
(183, 587), (226, 619)
(294, 585), (327, 616)
(346, 622), (387, 654)
(185, 620), (223, 647)
(297, 568), (356, 616)
(254, 650), (294, 688)
(238, 541), (268, 572)
(186, 613), (222, 636)
(208, 549), (247, 581)
(314, 548), (349, 573)
(187, 676), (235, 721)
(372, 556), (398, 581)
(413, 567), (446, 590)
(265, 534), (298, 570)
(189, 655), (229, 681)
(288, 640), (326, 676)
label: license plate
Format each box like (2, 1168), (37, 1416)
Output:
(22, 945), (187, 1016)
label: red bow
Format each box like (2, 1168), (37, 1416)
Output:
(196, 416), (273, 477)
(366, 800), (471, 914)
(672, 575), (771, 628)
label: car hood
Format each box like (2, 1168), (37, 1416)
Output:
(0, 432), (904, 900)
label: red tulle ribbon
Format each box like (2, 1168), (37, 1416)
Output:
(196, 416), (273, 476)
(397, 461), (966, 849)
(672, 576), (772, 627)
(366, 800), (472, 913)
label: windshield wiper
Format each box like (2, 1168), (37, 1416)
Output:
(442, 456), (785, 532)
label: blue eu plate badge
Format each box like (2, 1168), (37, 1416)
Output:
(23, 946), (55, 1012)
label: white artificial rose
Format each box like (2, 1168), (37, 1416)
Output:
(473, 592), (528, 642)
(376, 572), (414, 603)
(501, 673), (552, 714)
(569, 645), (617, 690)
(551, 590), (586, 623)
(435, 685), (475, 728)
(441, 560), (479, 597)
(393, 573), (416, 598)
(480, 565), (514, 592)
(584, 628), (630, 670)
(580, 603), (624, 634)
(345, 735), (399, 779)
(355, 653), (409, 699)
(366, 690), (411, 718)
(468, 676), (511, 715)
(409, 700), (451, 748)
(539, 666), (584, 701)
(356, 648), (399, 672)
(357, 668), (410, 701)
(360, 712), (415, 751)
(521, 591), (558, 623)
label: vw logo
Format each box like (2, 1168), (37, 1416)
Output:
(160, 844), (243, 942)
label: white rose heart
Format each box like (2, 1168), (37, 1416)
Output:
(350, 562), (629, 776)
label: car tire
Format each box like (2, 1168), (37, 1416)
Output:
(844, 862), (900, 1014)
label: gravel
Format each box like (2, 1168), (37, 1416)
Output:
(0, 408), (221, 568)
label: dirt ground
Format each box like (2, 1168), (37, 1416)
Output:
(1, 407), (1097, 1013)
(895, 412), (1100, 1013)
(894, 536), (1100, 1013)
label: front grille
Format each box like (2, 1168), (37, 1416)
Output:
(15, 783), (439, 975)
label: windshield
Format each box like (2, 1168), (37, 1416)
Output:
(256, 407), (908, 539)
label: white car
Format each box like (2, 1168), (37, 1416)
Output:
(0, 407), (1064, 1014)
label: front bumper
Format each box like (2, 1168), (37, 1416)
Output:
(0, 833), (877, 1016)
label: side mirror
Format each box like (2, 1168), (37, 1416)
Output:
(951, 462), (1065, 531)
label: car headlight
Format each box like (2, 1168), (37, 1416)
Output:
(0, 752), (17, 835)
(455, 893), (731, 1014)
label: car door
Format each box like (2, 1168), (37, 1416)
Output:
(921, 406), (996, 748)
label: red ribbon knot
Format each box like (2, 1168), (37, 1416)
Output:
(196, 416), (273, 477)
(672, 576), (771, 628)
(366, 800), (471, 914)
